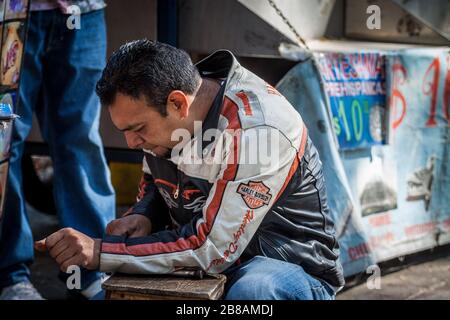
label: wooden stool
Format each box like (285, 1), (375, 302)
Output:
(102, 273), (227, 300)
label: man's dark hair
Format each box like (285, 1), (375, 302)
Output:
(96, 39), (201, 116)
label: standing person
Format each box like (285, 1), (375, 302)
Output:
(0, 0), (115, 300)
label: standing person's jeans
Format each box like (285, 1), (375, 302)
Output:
(223, 256), (336, 300)
(0, 9), (115, 295)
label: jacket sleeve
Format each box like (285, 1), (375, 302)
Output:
(99, 124), (308, 274)
(121, 158), (171, 232)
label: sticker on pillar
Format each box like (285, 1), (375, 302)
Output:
(0, 114), (13, 161)
(0, 91), (16, 111)
(0, 161), (9, 219)
(0, 1), (5, 22)
(0, 21), (25, 90)
(0, 92), (15, 161)
(4, 0), (28, 20)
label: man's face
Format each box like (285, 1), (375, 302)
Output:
(108, 92), (182, 158)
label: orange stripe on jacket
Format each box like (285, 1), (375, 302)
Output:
(235, 92), (253, 116)
(273, 125), (308, 203)
(102, 97), (242, 256)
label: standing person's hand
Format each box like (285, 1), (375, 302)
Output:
(34, 228), (101, 272)
(106, 214), (152, 237)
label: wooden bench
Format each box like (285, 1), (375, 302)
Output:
(102, 273), (227, 300)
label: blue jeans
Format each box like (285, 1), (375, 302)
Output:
(0, 9), (115, 291)
(223, 256), (335, 300)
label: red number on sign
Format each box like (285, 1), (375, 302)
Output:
(390, 63), (407, 129)
(444, 55), (450, 124)
(423, 58), (440, 127)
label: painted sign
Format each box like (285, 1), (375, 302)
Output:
(278, 47), (450, 278)
(316, 53), (387, 150)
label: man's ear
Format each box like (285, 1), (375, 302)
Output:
(167, 90), (190, 119)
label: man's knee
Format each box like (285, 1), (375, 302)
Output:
(224, 259), (295, 300)
(224, 257), (335, 300)
(224, 272), (284, 300)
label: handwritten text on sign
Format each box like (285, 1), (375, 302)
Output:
(317, 53), (387, 150)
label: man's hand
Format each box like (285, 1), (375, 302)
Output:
(105, 214), (152, 237)
(34, 228), (101, 272)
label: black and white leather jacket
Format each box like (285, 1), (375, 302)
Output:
(100, 50), (345, 290)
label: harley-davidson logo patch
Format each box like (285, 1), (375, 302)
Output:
(237, 181), (272, 209)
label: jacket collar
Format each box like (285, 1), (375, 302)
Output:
(195, 50), (243, 94)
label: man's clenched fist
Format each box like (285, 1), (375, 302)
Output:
(34, 215), (151, 272)
(106, 214), (152, 237)
(35, 228), (101, 272)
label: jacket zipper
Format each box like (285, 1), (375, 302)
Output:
(174, 170), (184, 210)
(174, 183), (180, 199)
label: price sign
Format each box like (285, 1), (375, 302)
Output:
(316, 53), (387, 150)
